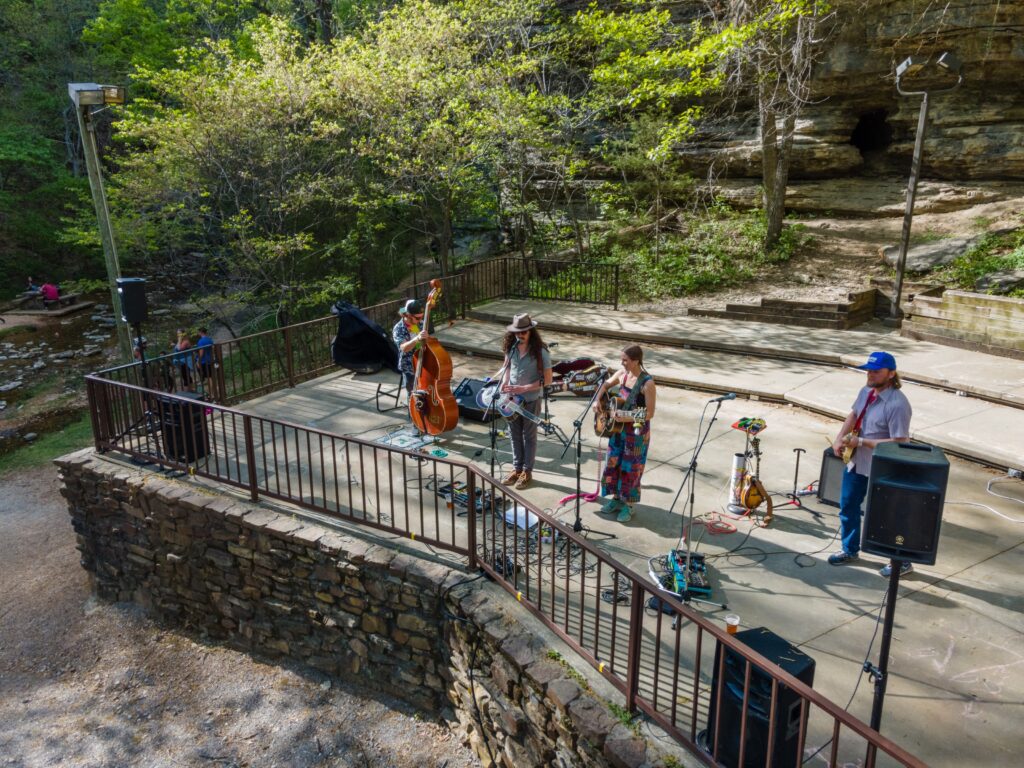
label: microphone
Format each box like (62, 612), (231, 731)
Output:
(548, 342), (559, 348)
(709, 392), (737, 402)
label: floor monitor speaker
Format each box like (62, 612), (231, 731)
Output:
(160, 393), (209, 462)
(706, 627), (815, 768)
(863, 442), (948, 565)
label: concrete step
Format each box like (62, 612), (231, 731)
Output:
(943, 290), (1024, 314)
(908, 304), (1024, 336)
(902, 320), (1024, 359)
(688, 307), (846, 329)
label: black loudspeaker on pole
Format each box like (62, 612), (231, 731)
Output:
(863, 442), (949, 564)
(116, 277), (148, 325)
(861, 441), (949, 745)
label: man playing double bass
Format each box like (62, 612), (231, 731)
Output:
(393, 299), (428, 396)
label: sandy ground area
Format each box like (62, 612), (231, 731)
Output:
(0, 466), (479, 768)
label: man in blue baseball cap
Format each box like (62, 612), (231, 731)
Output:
(828, 351), (913, 576)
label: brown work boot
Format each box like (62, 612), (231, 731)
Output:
(514, 471), (532, 490)
(502, 469), (522, 485)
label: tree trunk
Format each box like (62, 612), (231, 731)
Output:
(314, 0), (333, 45)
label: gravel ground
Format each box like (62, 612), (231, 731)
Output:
(0, 466), (479, 768)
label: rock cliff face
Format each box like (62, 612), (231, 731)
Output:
(667, 0), (1024, 180)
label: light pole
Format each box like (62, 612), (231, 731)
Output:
(888, 52), (963, 324)
(68, 82), (132, 360)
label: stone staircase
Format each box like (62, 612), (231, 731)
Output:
(902, 289), (1024, 359)
(686, 289), (876, 329)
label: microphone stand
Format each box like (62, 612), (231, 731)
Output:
(560, 371), (616, 538)
(482, 360), (509, 478)
(667, 396), (731, 611)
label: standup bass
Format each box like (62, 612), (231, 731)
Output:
(409, 280), (459, 435)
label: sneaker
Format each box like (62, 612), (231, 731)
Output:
(501, 470), (522, 485)
(616, 505), (633, 523)
(514, 471), (532, 490)
(827, 551), (858, 565)
(599, 497), (623, 514)
(879, 562), (913, 578)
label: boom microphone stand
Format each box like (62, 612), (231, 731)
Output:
(560, 371), (616, 538)
(666, 393), (735, 610)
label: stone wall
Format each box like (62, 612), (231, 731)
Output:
(617, 0), (1024, 180)
(58, 450), (699, 768)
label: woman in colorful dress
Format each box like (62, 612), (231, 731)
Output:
(593, 345), (656, 523)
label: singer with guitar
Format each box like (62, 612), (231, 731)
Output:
(495, 313), (553, 490)
(828, 351), (912, 575)
(593, 345), (657, 523)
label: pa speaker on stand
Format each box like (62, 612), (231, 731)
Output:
(116, 277), (148, 325)
(863, 442), (949, 564)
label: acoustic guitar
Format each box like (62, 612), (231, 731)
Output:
(593, 388), (646, 438)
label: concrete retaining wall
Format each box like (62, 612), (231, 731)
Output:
(57, 450), (696, 768)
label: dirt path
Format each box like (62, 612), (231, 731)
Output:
(0, 466), (478, 768)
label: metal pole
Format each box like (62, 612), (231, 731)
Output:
(865, 559), (904, 766)
(73, 101), (132, 360)
(890, 91), (930, 323)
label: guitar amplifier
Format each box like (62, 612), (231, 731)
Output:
(817, 447), (845, 508)
(453, 377), (498, 422)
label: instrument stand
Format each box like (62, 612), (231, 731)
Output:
(727, 430), (753, 515)
(776, 447), (817, 512)
(560, 373), (615, 538)
(667, 398), (729, 611)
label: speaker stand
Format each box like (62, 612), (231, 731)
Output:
(864, 558), (905, 753)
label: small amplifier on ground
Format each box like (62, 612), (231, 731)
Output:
(818, 447), (845, 508)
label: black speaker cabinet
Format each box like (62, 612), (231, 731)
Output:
(863, 442), (949, 565)
(706, 627), (815, 768)
(160, 393), (209, 462)
(817, 447), (845, 508)
(453, 377), (498, 423)
(116, 277), (148, 325)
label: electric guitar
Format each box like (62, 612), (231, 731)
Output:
(479, 388), (545, 424)
(593, 388), (647, 437)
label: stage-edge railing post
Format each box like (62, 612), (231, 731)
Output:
(214, 344), (227, 404)
(243, 414), (259, 502)
(625, 576), (644, 713)
(284, 325), (296, 388)
(86, 378), (103, 451)
(613, 263), (620, 311)
(460, 270), (467, 318)
(465, 470), (478, 569)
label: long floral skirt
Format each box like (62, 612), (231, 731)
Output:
(601, 425), (650, 504)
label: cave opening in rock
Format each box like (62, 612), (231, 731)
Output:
(850, 109), (893, 154)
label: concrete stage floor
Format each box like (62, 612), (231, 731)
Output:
(240, 343), (1024, 768)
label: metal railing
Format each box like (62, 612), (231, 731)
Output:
(84, 254), (922, 766)
(85, 373), (924, 768)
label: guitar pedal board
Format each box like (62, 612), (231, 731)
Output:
(668, 549), (712, 597)
(437, 481), (503, 515)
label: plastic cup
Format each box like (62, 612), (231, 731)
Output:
(725, 614), (740, 635)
